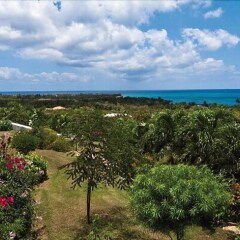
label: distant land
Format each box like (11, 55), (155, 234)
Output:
(1, 89), (240, 106)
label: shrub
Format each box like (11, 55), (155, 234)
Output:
(49, 136), (71, 152)
(11, 132), (40, 154)
(130, 164), (231, 240)
(24, 153), (48, 183)
(37, 127), (58, 149)
(0, 153), (47, 239)
(0, 120), (12, 131)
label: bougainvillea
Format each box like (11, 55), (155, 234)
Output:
(0, 196), (14, 208)
(0, 134), (47, 239)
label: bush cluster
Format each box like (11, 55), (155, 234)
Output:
(11, 128), (72, 154)
(48, 136), (71, 152)
(0, 152), (47, 239)
(11, 132), (40, 155)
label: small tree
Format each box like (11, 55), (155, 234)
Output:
(65, 114), (139, 224)
(130, 164), (230, 240)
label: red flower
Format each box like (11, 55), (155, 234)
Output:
(0, 196), (14, 207)
(6, 163), (13, 169)
(17, 164), (25, 170)
(7, 197), (14, 203)
(6, 156), (14, 163)
(0, 197), (8, 207)
(14, 157), (21, 163)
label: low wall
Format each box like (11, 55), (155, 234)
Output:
(11, 122), (32, 132)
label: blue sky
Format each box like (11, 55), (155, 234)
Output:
(0, 0), (240, 91)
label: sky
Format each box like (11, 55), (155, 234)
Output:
(0, 0), (240, 91)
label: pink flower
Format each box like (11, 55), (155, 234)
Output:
(0, 197), (8, 207)
(7, 197), (14, 203)
(6, 156), (14, 163)
(0, 196), (14, 207)
(17, 164), (25, 170)
(14, 157), (21, 163)
(6, 163), (13, 170)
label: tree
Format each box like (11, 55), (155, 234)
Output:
(141, 108), (240, 179)
(130, 164), (230, 240)
(65, 113), (139, 224)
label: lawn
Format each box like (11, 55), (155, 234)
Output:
(32, 150), (234, 240)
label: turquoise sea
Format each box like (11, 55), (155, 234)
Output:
(1, 89), (240, 106)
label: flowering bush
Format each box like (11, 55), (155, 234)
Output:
(0, 135), (47, 239)
(24, 153), (48, 183)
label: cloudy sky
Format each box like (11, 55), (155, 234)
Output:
(0, 0), (240, 91)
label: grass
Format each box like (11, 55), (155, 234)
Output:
(33, 150), (234, 240)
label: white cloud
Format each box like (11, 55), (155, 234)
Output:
(183, 28), (240, 50)
(0, 67), (22, 80)
(204, 8), (223, 19)
(0, 1), (239, 84)
(0, 67), (89, 83)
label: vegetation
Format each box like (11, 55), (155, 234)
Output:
(37, 127), (58, 149)
(12, 132), (40, 155)
(1, 94), (240, 239)
(65, 113), (139, 223)
(0, 120), (12, 131)
(130, 164), (231, 240)
(139, 108), (240, 180)
(34, 150), (232, 240)
(49, 136), (72, 152)
(0, 134), (47, 239)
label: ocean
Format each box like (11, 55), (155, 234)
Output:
(1, 89), (240, 106)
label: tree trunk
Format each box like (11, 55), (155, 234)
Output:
(87, 182), (92, 224)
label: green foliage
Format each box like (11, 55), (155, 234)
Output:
(140, 108), (240, 179)
(37, 127), (58, 149)
(0, 120), (12, 131)
(49, 136), (72, 152)
(11, 132), (40, 155)
(5, 103), (33, 125)
(65, 112), (139, 223)
(29, 109), (47, 133)
(83, 214), (113, 240)
(130, 164), (231, 240)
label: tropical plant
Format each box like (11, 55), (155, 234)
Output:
(130, 164), (231, 240)
(141, 108), (240, 179)
(65, 113), (139, 224)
